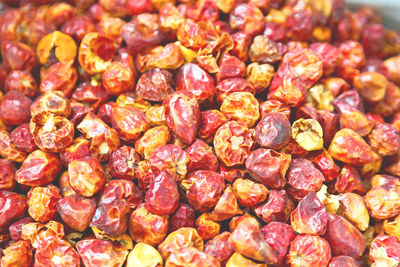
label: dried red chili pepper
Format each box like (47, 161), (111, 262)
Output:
(0, 0), (399, 265)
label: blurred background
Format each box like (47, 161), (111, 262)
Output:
(347, 0), (400, 29)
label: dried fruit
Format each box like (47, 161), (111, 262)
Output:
(292, 118), (324, 151)
(309, 149), (340, 183)
(145, 171), (179, 215)
(328, 128), (374, 165)
(216, 53), (246, 82)
(76, 239), (128, 267)
(368, 123), (400, 157)
(324, 214), (366, 259)
(165, 247), (221, 267)
(216, 78), (255, 103)
(369, 234), (400, 266)
(0, 90), (32, 125)
(78, 33), (116, 74)
(220, 92), (260, 128)
(4, 70), (37, 98)
(16, 150), (61, 186)
(229, 4), (265, 37)
(335, 165), (366, 194)
(34, 237), (79, 266)
(137, 68), (174, 102)
(30, 111), (74, 153)
(353, 72), (387, 102)
(68, 156), (106, 197)
(0, 159), (16, 190)
(126, 242), (163, 267)
(164, 91), (200, 145)
(226, 252), (267, 267)
(291, 192), (328, 235)
(365, 183), (400, 220)
(27, 184), (61, 223)
(246, 63), (274, 94)
(268, 63), (306, 107)
(36, 31), (77, 65)
(0, 240), (32, 267)
(40, 61), (77, 97)
(328, 256), (360, 267)
(287, 158), (325, 201)
(158, 227), (204, 259)
(129, 204), (168, 246)
(0, 191), (26, 229)
(111, 105), (150, 142)
(57, 194), (96, 232)
(282, 48), (323, 89)
(1, 41), (37, 71)
(204, 232), (234, 264)
(229, 220), (279, 264)
(148, 144), (189, 181)
(91, 199), (131, 237)
(211, 185), (242, 221)
(122, 13), (164, 54)
(249, 35), (281, 64)
(1, 0), (400, 263)
(185, 139), (219, 173)
(255, 190), (295, 224)
(169, 204), (195, 232)
(102, 61), (135, 96)
(195, 213), (221, 241)
(214, 121), (254, 167)
(287, 235), (332, 267)
(233, 178), (269, 208)
(261, 222), (295, 264)
(185, 170), (225, 212)
(256, 112), (292, 150)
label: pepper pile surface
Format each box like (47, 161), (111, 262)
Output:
(1, 0), (400, 266)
